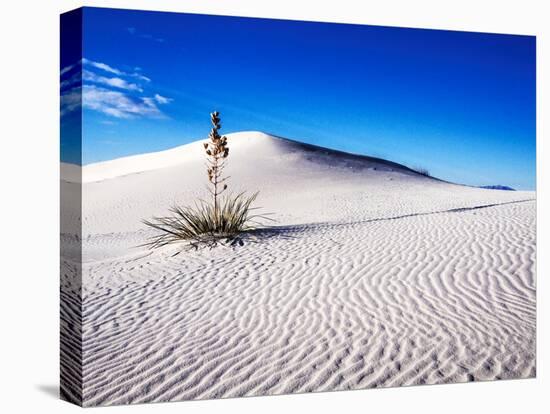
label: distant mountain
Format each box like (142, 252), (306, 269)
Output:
(479, 185), (516, 191)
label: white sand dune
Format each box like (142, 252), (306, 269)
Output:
(60, 131), (536, 406)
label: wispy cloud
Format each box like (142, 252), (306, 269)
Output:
(127, 27), (165, 43)
(83, 69), (143, 92)
(60, 87), (82, 117)
(60, 59), (172, 120)
(82, 58), (124, 76)
(81, 58), (151, 82)
(82, 85), (165, 119)
(60, 61), (79, 77)
(154, 94), (172, 104)
(140, 33), (165, 43)
(60, 70), (81, 89)
(134, 73), (151, 82)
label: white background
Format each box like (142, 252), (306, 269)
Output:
(0, 0), (548, 412)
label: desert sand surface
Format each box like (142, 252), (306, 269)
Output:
(60, 132), (536, 406)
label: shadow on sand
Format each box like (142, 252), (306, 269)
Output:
(236, 198), (536, 245)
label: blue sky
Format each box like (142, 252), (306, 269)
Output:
(61, 7), (536, 190)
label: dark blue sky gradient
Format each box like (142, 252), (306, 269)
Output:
(73, 7), (535, 189)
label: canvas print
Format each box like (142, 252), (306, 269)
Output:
(60, 7), (536, 407)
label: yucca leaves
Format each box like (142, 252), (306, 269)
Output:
(142, 192), (270, 249)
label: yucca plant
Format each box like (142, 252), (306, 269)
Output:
(204, 110), (229, 223)
(143, 112), (269, 249)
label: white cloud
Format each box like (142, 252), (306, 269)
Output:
(82, 58), (124, 76)
(60, 62), (78, 77)
(154, 94), (172, 104)
(60, 86), (82, 117)
(127, 27), (166, 43)
(60, 71), (81, 89)
(83, 69), (142, 92)
(142, 97), (156, 108)
(81, 85), (165, 119)
(81, 59), (152, 83)
(61, 59), (171, 119)
(134, 73), (151, 82)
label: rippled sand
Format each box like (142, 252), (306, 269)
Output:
(60, 132), (536, 406)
